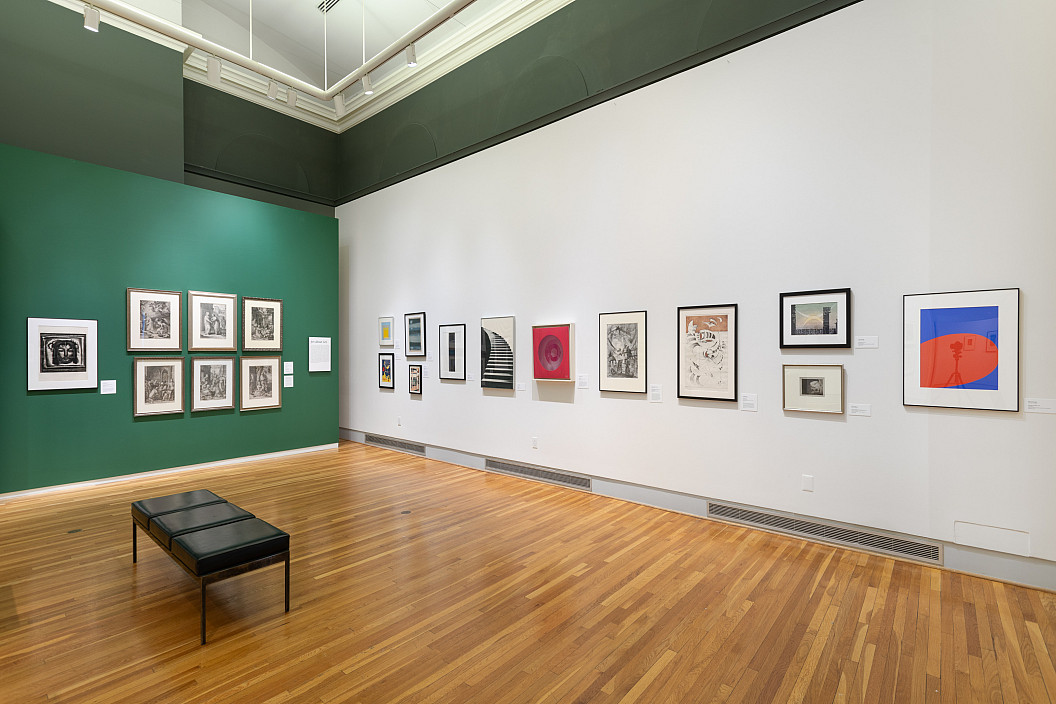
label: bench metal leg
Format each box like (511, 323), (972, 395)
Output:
(132, 521), (137, 563)
(285, 554), (290, 613)
(201, 580), (207, 645)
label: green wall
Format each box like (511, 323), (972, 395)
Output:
(0, 143), (338, 494)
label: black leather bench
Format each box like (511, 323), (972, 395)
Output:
(131, 490), (289, 644)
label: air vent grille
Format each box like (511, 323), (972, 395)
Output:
(485, 459), (591, 490)
(707, 502), (942, 564)
(364, 434), (426, 455)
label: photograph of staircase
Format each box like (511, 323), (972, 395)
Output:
(481, 316), (515, 389)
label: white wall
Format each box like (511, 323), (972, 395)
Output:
(338, 0), (1056, 562)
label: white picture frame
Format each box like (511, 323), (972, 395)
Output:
(27, 317), (98, 390)
(782, 364), (844, 413)
(379, 316), (395, 346)
(599, 310), (646, 393)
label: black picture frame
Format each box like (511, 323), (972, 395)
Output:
(404, 312), (426, 357)
(779, 288), (851, 349)
(677, 304), (738, 401)
(378, 352), (395, 389)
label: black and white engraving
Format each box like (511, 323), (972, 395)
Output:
(199, 364), (227, 401)
(801, 377), (825, 396)
(248, 364), (273, 399)
(606, 323), (638, 379)
(251, 307), (275, 341)
(144, 365), (176, 404)
(139, 300), (171, 339)
(39, 333), (87, 373)
(199, 303), (227, 339)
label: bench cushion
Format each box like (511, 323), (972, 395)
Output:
(172, 518), (289, 576)
(149, 502), (255, 549)
(131, 490), (226, 528)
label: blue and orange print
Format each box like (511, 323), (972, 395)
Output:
(919, 306), (998, 390)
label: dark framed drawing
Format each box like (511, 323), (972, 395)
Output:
(532, 324), (574, 381)
(783, 364), (844, 413)
(677, 304), (737, 401)
(404, 312), (426, 356)
(481, 316), (515, 389)
(127, 288), (182, 351)
(189, 291), (237, 351)
(27, 317), (98, 391)
(133, 356), (184, 417)
(240, 355), (281, 410)
(409, 364), (422, 394)
(242, 296), (283, 352)
(438, 323), (466, 380)
(379, 353), (395, 389)
(191, 357), (235, 412)
(780, 288), (851, 348)
(599, 311), (646, 393)
(903, 288), (1019, 411)
(379, 316), (395, 346)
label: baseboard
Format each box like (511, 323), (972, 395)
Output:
(345, 428), (1056, 592)
(0, 443), (340, 501)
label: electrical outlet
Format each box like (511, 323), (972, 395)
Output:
(531, 436), (538, 449)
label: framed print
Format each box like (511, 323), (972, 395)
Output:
(240, 356), (281, 410)
(133, 357), (184, 417)
(27, 318), (98, 390)
(378, 352), (395, 389)
(405, 312), (426, 356)
(379, 316), (395, 346)
(599, 311), (646, 393)
(481, 316), (515, 389)
(191, 357), (235, 412)
(677, 304), (737, 401)
(903, 288), (1019, 411)
(189, 291), (237, 351)
(783, 364), (844, 413)
(242, 297), (283, 352)
(127, 288), (181, 351)
(409, 364), (422, 394)
(532, 324), (574, 382)
(438, 323), (466, 380)
(780, 288), (851, 348)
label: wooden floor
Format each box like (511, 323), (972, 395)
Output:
(2, 442), (1055, 703)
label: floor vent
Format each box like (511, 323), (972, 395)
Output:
(707, 502), (942, 564)
(364, 434), (426, 456)
(485, 459), (591, 491)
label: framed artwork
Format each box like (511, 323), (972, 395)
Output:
(438, 323), (466, 380)
(189, 291), (237, 351)
(481, 316), (515, 389)
(409, 364), (422, 394)
(780, 288), (851, 348)
(378, 352), (395, 389)
(133, 357), (184, 417)
(783, 364), (844, 413)
(240, 356), (281, 411)
(677, 304), (737, 401)
(404, 312), (426, 356)
(532, 324), (574, 381)
(27, 317), (98, 390)
(903, 288), (1019, 411)
(379, 316), (395, 346)
(191, 357), (235, 412)
(242, 297), (283, 352)
(127, 288), (182, 351)
(599, 311), (646, 393)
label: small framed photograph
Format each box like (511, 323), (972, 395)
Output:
(438, 323), (466, 380)
(678, 304), (737, 401)
(783, 364), (844, 413)
(242, 297), (283, 352)
(379, 316), (395, 346)
(240, 356), (281, 411)
(133, 357), (184, 417)
(532, 324), (574, 381)
(481, 316), (515, 389)
(780, 288), (851, 348)
(189, 291), (237, 351)
(405, 312), (426, 356)
(379, 352), (395, 389)
(409, 364), (422, 394)
(191, 357), (235, 412)
(903, 288), (1019, 411)
(28, 318), (98, 391)
(127, 288), (182, 351)
(599, 311), (646, 393)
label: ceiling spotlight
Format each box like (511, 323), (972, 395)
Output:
(362, 74), (374, 96)
(334, 93), (346, 117)
(267, 81), (279, 100)
(83, 4), (100, 32)
(405, 45), (417, 68)
(206, 56), (221, 85)
(286, 89), (297, 108)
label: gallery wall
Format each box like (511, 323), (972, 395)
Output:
(338, 0), (1056, 567)
(0, 143), (339, 495)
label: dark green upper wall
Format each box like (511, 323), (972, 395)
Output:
(0, 0), (183, 182)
